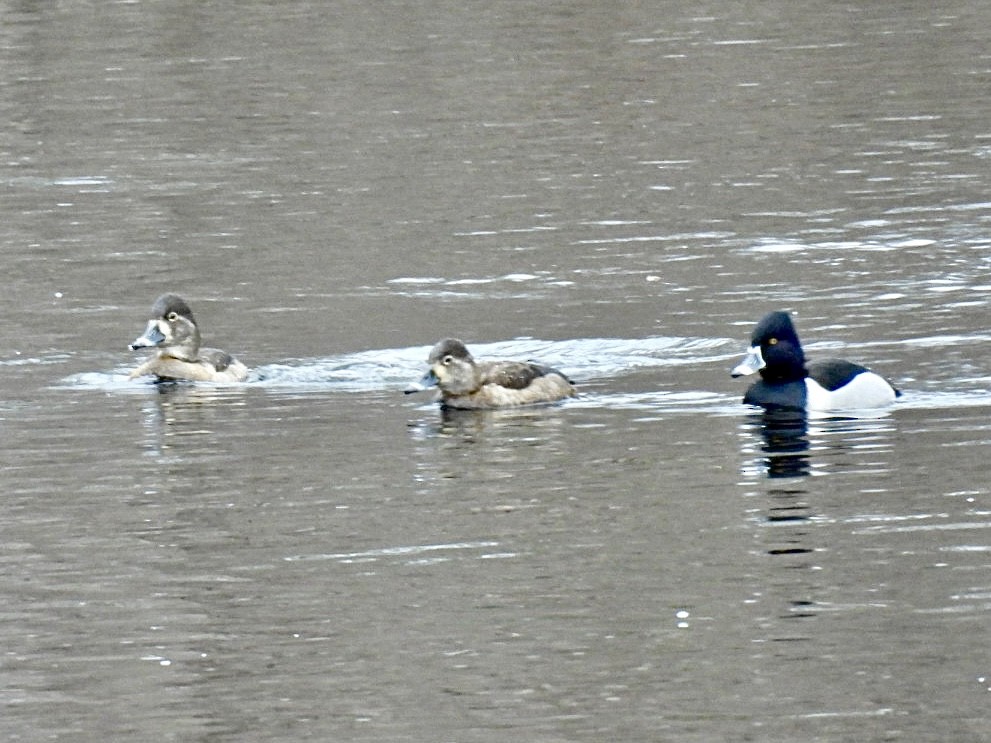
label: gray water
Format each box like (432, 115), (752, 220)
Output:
(4, 1), (991, 740)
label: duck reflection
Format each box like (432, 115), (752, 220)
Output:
(138, 380), (248, 458)
(406, 405), (571, 500)
(742, 408), (816, 559)
(739, 407), (898, 636)
(407, 404), (568, 445)
(752, 407), (812, 480)
(741, 408), (897, 481)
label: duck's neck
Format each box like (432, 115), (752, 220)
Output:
(760, 363), (806, 384)
(161, 342), (199, 363)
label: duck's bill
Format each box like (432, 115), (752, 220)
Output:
(404, 369), (438, 394)
(129, 321), (166, 350)
(731, 346), (764, 378)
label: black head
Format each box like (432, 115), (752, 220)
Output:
(730, 312), (808, 384)
(750, 311), (800, 347)
(749, 311), (807, 383)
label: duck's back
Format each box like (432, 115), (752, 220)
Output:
(479, 360), (566, 389)
(443, 360), (574, 408)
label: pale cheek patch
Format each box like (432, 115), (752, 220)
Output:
(157, 319), (174, 342)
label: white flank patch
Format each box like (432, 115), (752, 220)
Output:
(805, 372), (897, 412)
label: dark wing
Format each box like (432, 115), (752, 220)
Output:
(809, 358), (901, 397)
(528, 362), (573, 385)
(199, 347), (236, 372)
(481, 361), (566, 390)
(807, 359), (869, 392)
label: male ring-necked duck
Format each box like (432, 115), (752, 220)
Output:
(128, 293), (249, 383)
(731, 311), (899, 411)
(405, 338), (575, 409)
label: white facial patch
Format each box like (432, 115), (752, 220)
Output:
(157, 319), (174, 341)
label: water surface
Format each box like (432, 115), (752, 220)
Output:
(3, 1), (991, 741)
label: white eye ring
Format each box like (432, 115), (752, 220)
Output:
(167, 312), (178, 321)
(442, 355), (454, 365)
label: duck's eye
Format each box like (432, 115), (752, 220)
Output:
(768, 337), (778, 345)
(167, 312), (178, 321)
(442, 355), (454, 365)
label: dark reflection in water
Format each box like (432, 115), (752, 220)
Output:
(750, 410), (819, 607)
(741, 408), (899, 485)
(739, 407), (905, 652)
(740, 408), (818, 632)
(750, 407), (813, 480)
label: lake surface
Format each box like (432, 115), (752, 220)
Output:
(3, 1), (991, 740)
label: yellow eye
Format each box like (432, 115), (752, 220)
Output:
(768, 337), (778, 345)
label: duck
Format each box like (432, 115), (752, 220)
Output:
(731, 311), (899, 411)
(128, 293), (249, 383)
(405, 338), (575, 409)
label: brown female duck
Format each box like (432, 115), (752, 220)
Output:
(128, 293), (249, 383)
(407, 338), (575, 409)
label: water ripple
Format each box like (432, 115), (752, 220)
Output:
(54, 334), (991, 414)
(284, 540), (504, 564)
(60, 336), (738, 394)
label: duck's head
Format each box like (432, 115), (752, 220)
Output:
(731, 311), (807, 383)
(129, 293), (201, 361)
(406, 338), (479, 395)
